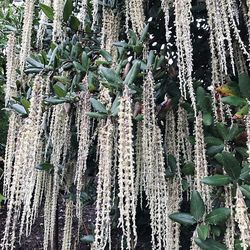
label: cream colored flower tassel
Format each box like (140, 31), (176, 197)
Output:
(19, 0), (35, 74)
(174, 0), (197, 115)
(79, 0), (88, 28)
(125, 0), (145, 35)
(53, 0), (64, 41)
(235, 186), (250, 250)
(247, 112), (250, 163)
(161, 0), (171, 42)
(74, 92), (91, 226)
(62, 200), (74, 250)
(5, 33), (17, 106)
(101, 8), (120, 59)
(36, 0), (51, 49)
(142, 71), (171, 249)
(194, 113), (212, 211)
(92, 119), (114, 250)
(117, 86), (137, 249)
(3, 113), (20, 199)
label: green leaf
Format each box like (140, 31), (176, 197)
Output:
(20, 98), (30, 113)
(203, 113), (213, 126)
(202, 175), (232, 186)
(197, 224), (210, 241)
(205, 208), (230, 225)
(182, 162), (195, 175)
(53, 82), (67, 97)
(44, 97), (66, 105)
(239, 73), (250, 99)
(90, 98), (108, 114)
(69, 16), (80, 30)
(40, 3), (54, 20)
(11, 103), (27, 115)
(190, 191), (205, 221)
(100, 50), (112, 62)
(240, 164), (250, 181)
(139, 23), (149, 43)
(80, 235), (94, 243)
(221, 151), (241, 180)
(63, 0), (73, 22)
(81, 51), (90, 72)
(99, 66), (123, 87)
(111, 96), (120, 116)
(169, 213), (197, 226)
(207, 145), (224, 156)
(86, 112), (108, 119)
(36, 162), (54, 172)
(240, 185), (250, 199)
(204, 137), (223, 146)
(216, 123), (228, 141)
(197, 86), (208, 112)
(0, 193), (6, 203)
(124, 60), (141, 85)
(195, 238), (227, 250)
(221, 96), (247, 107)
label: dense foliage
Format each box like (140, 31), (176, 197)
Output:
(1, 0), (250, 250)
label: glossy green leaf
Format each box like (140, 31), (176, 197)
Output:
(240, 164), (250, 181)
(182, 162), (195, 175)
(40, 3), (54, 20)
(53, 82), (67, 97)
(69, 16), (80, 30)
(204, 137), (223, 146)
(197, 224), (210, 241)
(239, 73), (250, 99)
(90, 98), (108, 114)
(11, 103), (27, 115)
(124, 60), (141, 85)
(86, 112), (108, 119)
(202, 175), (232, 186)
(221, 96), (247, 107)
(240, 185), (250, 199)
(80, 235), (94, 243)
(205, 208), (230, 225)
(111, 96), (120, 116)
(169, 213), (197, 226)
(221, 151), (241, 180)
(195, 238), (227, 250)
(63, 0), (73, 22)
(190, 191), (205, 221)
(99, 66), (123, 87)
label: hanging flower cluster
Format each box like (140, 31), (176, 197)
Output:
(2, 0), (250, 249)
(117, 86), (137, 249)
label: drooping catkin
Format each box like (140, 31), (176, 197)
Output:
(161, 0), (171, 42)
(101, 8), (120, 59)
(125, 0), (145, 35)
(47, 104), (71, 247)
(5, 32), (17, 106)
(62, 200), (74, 250)
(141, 71), (171, 249)
(2, 75), (46, 250)
(92, 119), (114, 250)
(224, 185), (235, 250)
(79, 0), (88, 28)
(52, 0), (64, 41)
(36, 0), (51, 49)
(19, 0), (35, 74)
(174, 0), (197, 115)
(194, 113), (212, 211)
(235, 186), (250, 250)
(3, 113), (20, 199)
(74, 92), (91, 224)
(117, 86), (137, 249)
(246, 112), (250, 163)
